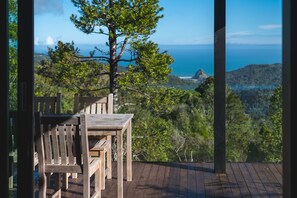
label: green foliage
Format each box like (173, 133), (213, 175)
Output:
(35, 41), (111, 113)
(195, 77), (254, 162)
(269, 86), (282, 134)
(226, 90), (254, 161)
(170, 103), (213, 162)
(70, 0), (163, 38)
(118, 41), (173, 91)
(125, 108), (174, 161)
(9, 0), (17, 42)
(232, 88), (275, 119)
(226, 63), (281, 87)
(36, 41), (109, 94)
(70, 0), (170, 95)
(8, 0), (18, 110)
(255, 86), (282, 162)
(195, 77), (214, 125)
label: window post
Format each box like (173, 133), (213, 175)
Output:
(283, 0), (296, 197)
(17, 0), (34, 197)
(0, 0), (10, 196)
(214, 0), (226, 173)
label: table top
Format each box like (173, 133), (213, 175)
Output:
(86, 114), (134, 130)
(40, 113), (134, 130)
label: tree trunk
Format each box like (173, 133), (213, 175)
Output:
(108, 0), (118, 112)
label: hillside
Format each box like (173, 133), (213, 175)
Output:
(167, 63), (282, 118)
(226, 63), (282, 118)
(226, 63), (281, 87)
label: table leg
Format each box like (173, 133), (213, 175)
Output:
(117, 130), (123, 198)
(127, 121), (132, 181)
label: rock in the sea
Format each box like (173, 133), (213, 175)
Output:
(192, 69), (208, 83)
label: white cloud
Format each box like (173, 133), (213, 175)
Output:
(46, 36), (55, 45)
(227, 31), (253, 39)
(258, 24), (282, 30)
(34, 37), (40, 45)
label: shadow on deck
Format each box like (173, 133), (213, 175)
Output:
(41, 162), (282, 197)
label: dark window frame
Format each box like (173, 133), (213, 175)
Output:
(0, 0), (295, 197)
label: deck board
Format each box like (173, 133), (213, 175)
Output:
(36, 162), (282, 198)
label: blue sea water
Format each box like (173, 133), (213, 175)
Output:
(35, 44), (282, 77)
(160, 44), (282, 77)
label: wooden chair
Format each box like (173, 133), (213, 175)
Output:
(34, 93), (62, 186)
(73, 93), (113, 115)
(73, 93), (113, 190)
(34, 93), (62, 114)
(35, 112), (102, 198)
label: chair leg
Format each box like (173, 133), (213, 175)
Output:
(100, 150), (105, 190)
(84, 171), (91, 198)
(107, 135), (112, 179)
(95, 163), (101, 197)
(63, 173), (69, 190)
(39, 173), (47, 198)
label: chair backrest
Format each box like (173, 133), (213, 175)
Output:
(73, 93), (113, 114)
(35, 113), (90, 174)
(34, 93), (62, 114)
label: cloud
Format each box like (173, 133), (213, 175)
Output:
(46, 36), (55, 45)
(226, 31), (281, 44)
(34, 37), (40, 45)
(258, 24), (282, 30)
(227, 31), (253, 39)
(35, 0), (63, 15)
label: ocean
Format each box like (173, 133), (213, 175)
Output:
(35, 44), (282, 77)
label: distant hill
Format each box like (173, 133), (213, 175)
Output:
(226, 63), (282, 118)
(226, 63), (281, 87)
(192, 69), (208, 84)
(167, 63), (282, 90)
(167, 63), (282, 118)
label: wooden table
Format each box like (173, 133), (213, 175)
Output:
(86, 114), (134, 198)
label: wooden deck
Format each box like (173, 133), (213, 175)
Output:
(44, 162), (282, 197)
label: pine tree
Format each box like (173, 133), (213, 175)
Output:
(70, 0), (172, 110)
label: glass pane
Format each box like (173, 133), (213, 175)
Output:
(226, 0), (282, 162)
(34, 0), (215, 163)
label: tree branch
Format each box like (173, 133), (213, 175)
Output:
(118, 58), (137, 62)
(92, 31), (109, 36)
(116, 35), (130, 61)
(76, 55), (110, 63)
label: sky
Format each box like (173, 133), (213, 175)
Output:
(34, 0), (282, 46)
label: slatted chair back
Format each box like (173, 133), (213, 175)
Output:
(35, 113), (87, 174)
(35, 113), (101, 198)
(73, 94), (114, 184)
(73, 93), (113, 114)
(34, 93), (62, 114)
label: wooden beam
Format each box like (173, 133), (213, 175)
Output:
(17, 0), (34, 197)
(0, 0), (9, 196)
(283, 0), (296, 197)
(214, 0), (226, 173)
